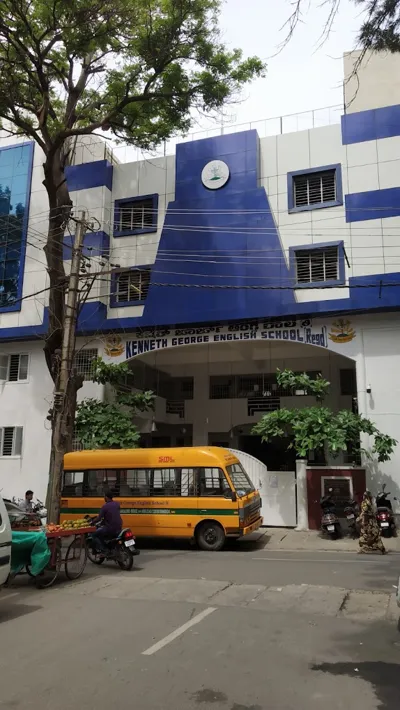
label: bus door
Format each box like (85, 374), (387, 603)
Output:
(197, 467), (239, 532)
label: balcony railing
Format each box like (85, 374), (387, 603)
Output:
(111, 104), (343, 163)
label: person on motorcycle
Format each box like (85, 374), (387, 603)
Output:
(91, 490), (122, 555)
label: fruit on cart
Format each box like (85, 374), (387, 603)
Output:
(60, 518), (90, 530)
(46, 524), (62, 532)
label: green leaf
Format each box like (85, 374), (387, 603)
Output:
(252, 368), (397, 463)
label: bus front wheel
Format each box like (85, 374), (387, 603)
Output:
(196, 521), (225, 551)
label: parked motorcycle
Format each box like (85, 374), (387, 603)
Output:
(320, 492), (341, 540)
(376, 484), (397, 538)
(86, 522), (139, 570)
(344, 499), (360, 538)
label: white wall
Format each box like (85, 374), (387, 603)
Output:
(0, 338), (105, 501)
(344, 50), (400, 113)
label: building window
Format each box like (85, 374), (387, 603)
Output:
(289, 241), (344, 287)
(0, 426), (23, 456)
(295, 246), (339, 284)
(287, 164), (343, 213)
(0, 143), (34, 312)
(113, 194), (158, 237)
(74, 349), (98, 380)
(114, 268), (151, 305)
(0, 353), (29, 382)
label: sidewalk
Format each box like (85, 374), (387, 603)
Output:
(251, 527), (400, 553)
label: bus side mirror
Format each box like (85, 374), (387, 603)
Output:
(231, 491), (237, 502)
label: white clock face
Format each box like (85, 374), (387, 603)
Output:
(201, 160), (230, 190)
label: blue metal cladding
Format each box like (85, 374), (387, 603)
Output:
(341, 104), (400, 145)
(65, 159), (113, 192)
(142, 130), (296, 325)
(345, 187), (400, 222)
(0, 142), (34, 313)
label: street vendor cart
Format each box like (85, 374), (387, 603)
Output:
(27, 526), (95, 588)
(6, 501), (94, 588)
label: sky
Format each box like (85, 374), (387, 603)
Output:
(113, 0), (364, 161)
(218, 0), (363, 123)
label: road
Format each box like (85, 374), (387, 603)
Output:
(1, 541), (400, 710)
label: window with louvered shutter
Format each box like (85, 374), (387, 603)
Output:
(116, 197), (155, 233)
(116, 269), (151, 303)
(7, 353), (29, 381)
(295, 246), (339, 284)
(293, 169), (336, 208)
(1, 353), (29, 382)
(0, 427), (23, 456)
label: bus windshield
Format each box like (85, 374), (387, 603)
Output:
(226, 463), (255, 497)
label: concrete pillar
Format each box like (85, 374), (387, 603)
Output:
(295, 458), (309, 531)
(192, 368), (209, 445)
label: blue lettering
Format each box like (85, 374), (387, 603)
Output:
(290, 329), (296, 340)
(126, 341), (132, 359)
(283, 330), (289, 340)
(275, 330), (282, 340)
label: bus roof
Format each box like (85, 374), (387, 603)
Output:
(64, 446), (239, 470)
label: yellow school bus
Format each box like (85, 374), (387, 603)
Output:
(61, 447), (263, 551)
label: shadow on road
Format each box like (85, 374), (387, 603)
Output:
(0, 603), (42, 624)
(312, 662), (400, 710)
(136, 533), (270, 553)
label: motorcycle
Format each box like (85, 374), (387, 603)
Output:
(86, 521), (140, 571)
(344, 499), (360, 538)
(320, 492), (341, 540)
(376, 484), (397, 538)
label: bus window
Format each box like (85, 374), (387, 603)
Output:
(181, 468), (196, 496)
(226, 463), (255, 497)
(63, 471), (84, 496)
(199, 468), (230, 496)
(86, 469), (119, 496)
(153, 468), (179, 496)
(125, 469), (151, 497)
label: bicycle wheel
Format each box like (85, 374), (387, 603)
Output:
(35, 542), (62, 589)
(65, 537), (88, 580)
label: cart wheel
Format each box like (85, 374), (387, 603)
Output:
(65, 538), (88, 580)
(35, 544), (62, 589)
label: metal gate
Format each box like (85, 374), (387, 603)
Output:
(228, 449), (297, 527)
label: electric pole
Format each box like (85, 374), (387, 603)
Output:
(46, 211), (87, 523)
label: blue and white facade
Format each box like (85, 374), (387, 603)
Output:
(2, 50), (400, 502)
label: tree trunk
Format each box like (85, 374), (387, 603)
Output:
(42, 146), (83, 522)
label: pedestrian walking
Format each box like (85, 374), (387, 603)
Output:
(357, 490), (386, 554)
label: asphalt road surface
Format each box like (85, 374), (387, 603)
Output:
(1, 541), (400, 710)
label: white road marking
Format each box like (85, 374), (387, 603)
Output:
(142, 607), (216, 656)
(251, 557), (376, 563)
(1, 592), (19, 601)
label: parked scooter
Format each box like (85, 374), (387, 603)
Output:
(320, 491), (341, 540)
(344, 499), (360, 538)
(376, 484), (397, 537)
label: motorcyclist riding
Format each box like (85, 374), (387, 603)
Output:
(91, 490), (122, 555)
